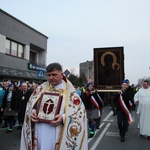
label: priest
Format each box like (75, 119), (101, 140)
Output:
(20, 62), (88, 150)
(134, 80), (150, 140)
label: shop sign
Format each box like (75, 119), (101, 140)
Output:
(28, 63), (46, 71)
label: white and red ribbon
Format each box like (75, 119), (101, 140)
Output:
(90, 96), (101, 117)
(119, 94), (133, 124)
(97, 93), (104, 107)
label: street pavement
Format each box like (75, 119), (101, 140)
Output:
(0, 124), (21, 150)
(88, 106), (150, 150)
(0, 105), (150, 150)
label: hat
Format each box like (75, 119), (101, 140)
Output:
(86, 82), (93, 87)
(8, 83), (14, 88)
(121, 80), (128, 84)
(125, 79), (129, 83)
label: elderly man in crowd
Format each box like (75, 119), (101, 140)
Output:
(16, 82), (32, 129)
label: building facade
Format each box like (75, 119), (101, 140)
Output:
(0, 9), (48, 83)
(79, 60), (94, 83)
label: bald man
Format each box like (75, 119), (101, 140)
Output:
(16, 83), (32, 129)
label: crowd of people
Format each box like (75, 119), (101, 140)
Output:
(0, 80), (39, 132)
(0, 63), (89, 150)
(76, 78), (150, 143)
(1, 63), (150, 150)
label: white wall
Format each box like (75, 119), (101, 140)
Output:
(0, 34), (6, 53)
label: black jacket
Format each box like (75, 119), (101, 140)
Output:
(16, 90), (32, 114)
(2, 89), (17, 110)
(82, 91), (104, 110)
(113, 88), (133, 112)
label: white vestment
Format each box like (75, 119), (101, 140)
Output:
(134, 87), (150, 136)
(37, 81), (66, 150)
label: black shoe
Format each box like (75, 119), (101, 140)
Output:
(120, 137), (125, 142)
(88, 134), (94, 138)
(96, 127), (100, 129)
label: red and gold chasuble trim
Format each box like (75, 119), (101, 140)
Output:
(59, 79), (87, 150)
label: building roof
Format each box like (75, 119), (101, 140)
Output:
(0, 9), (48, 39)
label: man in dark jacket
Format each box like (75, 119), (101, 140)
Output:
(16, 82), (32, 129)
(125, 79), (135, 111)
(114, 80), (133, 142)
(124, 79), (135, 131)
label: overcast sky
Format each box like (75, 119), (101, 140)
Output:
(1, 0), (150, 84)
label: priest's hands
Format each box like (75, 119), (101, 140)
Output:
(31, 109), (39, 123)
(50, 114), (63, 126)
(31, 109), (63, 126)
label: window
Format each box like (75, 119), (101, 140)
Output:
(30, 51), (37, 64)
(18, 44), (24, 58)
(6, 39), (10, 54)
(5, 39), (24, 58)
(11, 41), (17, 56)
